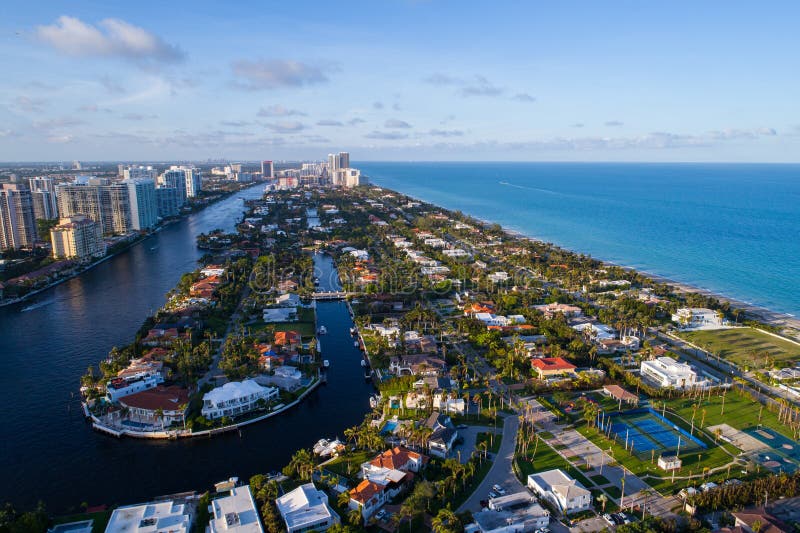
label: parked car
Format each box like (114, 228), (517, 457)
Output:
(603, 513), (614, 525)
(376, 509), (387, 521)
(488, 490), (499, 499)
(492, 484), (503, 492)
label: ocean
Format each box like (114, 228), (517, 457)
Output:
(357, 162), (800, 317)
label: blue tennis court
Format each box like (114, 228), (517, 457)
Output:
(602, 408), (707, 456)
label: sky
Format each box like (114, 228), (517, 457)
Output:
(1, 1), (799, 162)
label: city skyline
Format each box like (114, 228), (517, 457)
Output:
(1, 1), (799, 162)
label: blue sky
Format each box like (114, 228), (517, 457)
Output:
(1, 1), (798, 162)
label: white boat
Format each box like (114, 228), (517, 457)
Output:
(350, 327), (357, 336)
(360, 360), (367, 368)
(323, 360), (330, 368)
(313, 439), (329, 454)
(317, 326), (328, 335)
(318, 439), (344, 458)
(353, 340), (359, 348)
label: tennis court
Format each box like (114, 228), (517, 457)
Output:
(600, 408), (707, 456)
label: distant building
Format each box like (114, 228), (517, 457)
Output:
(470, 492), (550, 532)
(276, 483), (340, 533)
(28, 177), (59, 220)
(201, 380), (279, 419)
(125, 178), (158, 230)
(261, 160), (274, 179)
(640, 356), (707, 389)
(123, 165), (157, 181)
(99, 183), (133, 234)
(527, 469), (592, 515)
(0, 183), (37, 249)
(209, 485), (264, 533)
(156, 187), (181, 218)
(158, 167), (189, 203)
(57, 181), (133, 235)
(105, 499), (194, 532)
(50, 215), (105, 261)
(657, 454), (682, 471)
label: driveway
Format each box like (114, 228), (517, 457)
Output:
(452, 424), (501, 464)
(457, 414), (527, 513)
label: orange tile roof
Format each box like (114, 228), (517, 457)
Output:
(274, 331), (301, 346)
(350, 480), (384, 504)
(370, 446), (424, 470)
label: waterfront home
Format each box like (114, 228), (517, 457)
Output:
(640, 356), (709, 389)
(262, 307), (297, 323)
(276, 483), (340, 533)
(274, 330), (302, 351)
(106, 372), (164, 402)
(672, 307), (725, 330)
(142, 325), (181, 346)
(200, 264), (226, 277)
(116, 357), (164, 382)
(209, 485), (264, 533)
(348, 480), (387, 521)
(277, 279), (298, 293)
(531, 357), (577, 379)
(527, 469), (592, 515)
(534, 302), (583, 319)
(275, 292), (301, 307)
(389, 354), (446, 376)
(201, 380), (279, 420)
(358, 447), (425, 501)
(105, 498), (195, 532)
(425, 412), (458, 458)
(657, 454), (682, 471)
(118, 385), (190, 427)
(368, 446), (427, 473)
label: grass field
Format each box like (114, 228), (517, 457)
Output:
(679, 327), (800, 369)
(515, 439), (594, 489)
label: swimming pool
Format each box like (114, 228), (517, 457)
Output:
(380, 420), (399, 434)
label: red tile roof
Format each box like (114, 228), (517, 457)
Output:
(370, 446), (424, 471)
(119, 385), (190, 412)
(274, 331), (301, 346)
(531, 357), (577, 372)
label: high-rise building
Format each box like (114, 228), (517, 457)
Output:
(261, 160), (274, 179)
(0, 183), (37, 250)
(327, 153), (340, 174)
(338, 152), (350, 169)
(123, 165), (157, 181)
(156, 187), (180, 218)
(57, 181), (132, 235)
(125, 178), (158, 230)
(57, 183), (103, 231)
(28, 177), (59, 220)
(50, 215), (105, 261)
(99, 183), (132, 235)
(159, 166), (200, 201)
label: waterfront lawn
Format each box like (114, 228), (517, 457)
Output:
(52, 510), (112, 533)
(679, 328), (800, 369)
(323, 450), (373, 480)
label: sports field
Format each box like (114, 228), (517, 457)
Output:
(679, 327), (800, 369)
(601, 408), (706, 457)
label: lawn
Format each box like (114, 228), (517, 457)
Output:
(476, 432), (503, 454)
(515, 438), (594, 489)
(663, 387), (791, 439)
(323, 450), (374, 480)
(679, 327), (800, 369)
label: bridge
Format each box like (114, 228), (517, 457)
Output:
(311, 291), (355, 300)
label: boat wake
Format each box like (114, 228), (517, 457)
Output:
(498, 180), (561, 196)
(21, 299), (55, 312)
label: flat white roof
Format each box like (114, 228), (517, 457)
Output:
(105, 500), (192, 532)
(209, 486), (263, 532)
(276, 483), (336, 530)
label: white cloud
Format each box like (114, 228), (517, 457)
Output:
(605, 120), (624, 127)
(317, 120), (344, 127)
(257, 104), (306, 117)
(36, 16), (185, 63)
(512, 93), (536, 102)
(429, 129), (464, 137)
(263, 121), (305, 133)
(231, 59), (330, 90)
(460, 75), (504, 97)
(12, 96), (47, 113)
(385, 118), (412, 129)
(365, 131), (408, 140)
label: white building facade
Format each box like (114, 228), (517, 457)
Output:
(201, 380), (279, 419)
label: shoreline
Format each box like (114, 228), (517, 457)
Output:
(0, 185), (258, 309)
(375, 183), (800, 335)
(85, 376), (324, 440)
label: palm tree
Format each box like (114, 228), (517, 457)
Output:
(347, 508), (362, 527)
(337, 490), (351, 510)
(431, 507), (461, 533)
(597, 493), (608, 513)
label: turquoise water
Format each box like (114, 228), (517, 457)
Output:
(359, 162), (800, 317)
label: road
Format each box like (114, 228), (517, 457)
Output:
(457, 414), (526, 513)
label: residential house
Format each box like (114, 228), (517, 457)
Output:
(534, 303), (583, 319)
(672, 308), (725, 330)
(262, 307), (297, 323)
(467, 493), (550, 533)
(118, 385), (190, 427)
(531, 357), (577, 379)
(640, 356), (709, 389)
(105, 499), (194, 533)
(425, 412), (458, 458)
(731, 508), (792, 533)
(348, 480), (386, 521)
(201, 380), (279, 419)
(274, 330), (302, 351)
(209, 485), (264, 533)
(527, 469), (592, 515)
(276, 483), (340, 533)
(389, 354), (446, 376)
(106, 372), (165, 402)
(275, 293), (301, 307)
